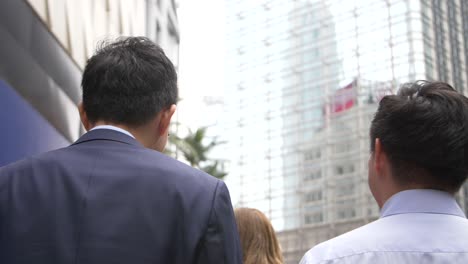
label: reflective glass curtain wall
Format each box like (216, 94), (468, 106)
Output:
(223, 1), (468, 263)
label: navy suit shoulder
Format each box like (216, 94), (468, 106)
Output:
(0, 129), (241, 264)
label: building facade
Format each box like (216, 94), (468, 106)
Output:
(222, 0), (468, 263)
(27, 0), (147, 68)
(1, 0), (179, 166)
(0, 0), (82, 166)
(146, 0), (180, 68)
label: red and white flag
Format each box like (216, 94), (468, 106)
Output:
(331, 80), (356, 113)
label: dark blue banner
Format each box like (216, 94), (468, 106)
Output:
(0, 80), (70, 166)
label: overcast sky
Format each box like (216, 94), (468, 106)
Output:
(176, 0), (226, 130)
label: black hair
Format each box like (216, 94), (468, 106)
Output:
(370, 81), (468, 192)
(81, 36), (178, 126)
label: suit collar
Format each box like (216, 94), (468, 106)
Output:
(91, 125), (135, 139)
(72, 129), (143, 147)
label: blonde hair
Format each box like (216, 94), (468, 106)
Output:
(234, 208), (283, 264)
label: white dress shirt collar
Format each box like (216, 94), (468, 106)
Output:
(90, 125), (135, 139)
(380, 189), (466, 219)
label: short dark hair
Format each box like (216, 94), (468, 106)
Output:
(82, 37), (178, 126)
(370, 81), (468, 192)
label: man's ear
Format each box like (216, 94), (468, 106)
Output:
(158, 104), (177, 136)
(374, 138), (388, 177)
(78, 102), (92, 131)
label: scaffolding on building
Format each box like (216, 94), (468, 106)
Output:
(222, 1), (468, 263)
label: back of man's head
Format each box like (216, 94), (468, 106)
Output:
(81, 37), (178, 127)
(370, 81), (468, 193)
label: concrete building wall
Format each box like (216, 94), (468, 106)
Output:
(27, 0), (147, 68)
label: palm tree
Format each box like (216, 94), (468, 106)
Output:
(167, 127), (228, 179)
(201, 161), (228, 179)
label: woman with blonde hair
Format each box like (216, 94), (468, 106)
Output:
(234, 208), (283, 264)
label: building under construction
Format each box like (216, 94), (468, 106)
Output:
(221, 0), (468, 263)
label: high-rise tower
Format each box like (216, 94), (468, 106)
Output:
(222, 1), (468, 263)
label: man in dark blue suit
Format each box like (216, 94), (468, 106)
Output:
(0, 37), (242, 264)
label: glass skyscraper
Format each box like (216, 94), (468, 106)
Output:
(222, 0), (468, 263)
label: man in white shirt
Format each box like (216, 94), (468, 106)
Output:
(300, 81), (468, 263)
